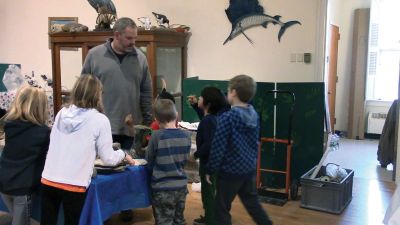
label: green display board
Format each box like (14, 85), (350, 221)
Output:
(259, 82), (325, 188)
(182, 78), (275, 139)
(182, 78), (324, 189)
(182, 79), (228, 122)
(253, 82), (276, 138)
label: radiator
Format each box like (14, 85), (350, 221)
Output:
(367, 112), (387, 134)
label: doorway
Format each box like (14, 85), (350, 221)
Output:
(327, 24), (340, 133)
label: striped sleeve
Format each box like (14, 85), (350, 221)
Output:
(146, 131), (159, 172)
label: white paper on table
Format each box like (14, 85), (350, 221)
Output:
(178, 121), (199, 131)
(133, 159), (148, 165)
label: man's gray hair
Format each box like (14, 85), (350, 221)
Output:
(113, 17), (137, 33)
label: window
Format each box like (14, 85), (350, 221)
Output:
(366, 0), (400, 101)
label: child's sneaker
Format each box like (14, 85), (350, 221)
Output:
(193, 215), (206, 225)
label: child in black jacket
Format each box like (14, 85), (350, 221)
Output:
(190, 87), (228, 225)
(0, 86), (50, 225)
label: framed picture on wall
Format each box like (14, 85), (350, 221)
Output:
(48, 17), (78, 49)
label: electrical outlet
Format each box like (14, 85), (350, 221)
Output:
(297, 53), (304, 62)
(290, 53), (296, 62)
(304, 53), (311, 63)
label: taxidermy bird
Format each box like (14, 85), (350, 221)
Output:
(152, 12), (170, 28)
(224, 0), (301, 44)
(87, 0), (117, 30)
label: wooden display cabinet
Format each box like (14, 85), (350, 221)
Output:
(49, 29), (190, 114)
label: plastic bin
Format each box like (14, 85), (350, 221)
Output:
(300, 165), (354, 214)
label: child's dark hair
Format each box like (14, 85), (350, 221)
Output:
(158, 88), (175, 103)
(229, 74), (256, 103)
(154, 99), (177, 124)
(201, 87), (228, 115)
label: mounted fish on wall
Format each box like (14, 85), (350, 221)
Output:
(224, 0), (301, 45)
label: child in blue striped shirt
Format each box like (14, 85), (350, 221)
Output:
(146, 99), (191, 225)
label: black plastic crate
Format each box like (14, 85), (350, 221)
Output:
(300, 165), (354, 214)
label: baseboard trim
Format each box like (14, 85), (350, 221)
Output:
(334, 130), (380, 140)
(364, 133), (381, 140)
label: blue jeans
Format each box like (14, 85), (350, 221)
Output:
(215, 174), (273, 225)
(1, 193), (32, 225)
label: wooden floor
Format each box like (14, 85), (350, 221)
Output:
(0, 138), (396, 225)
(0, 178), (394, 225)
(106, 138), (396, 225)
(104, 178), (395, 225)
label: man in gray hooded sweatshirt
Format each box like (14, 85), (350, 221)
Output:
(81, 17), (153, 151)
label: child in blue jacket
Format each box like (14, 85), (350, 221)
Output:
(206, 75), (273, 225)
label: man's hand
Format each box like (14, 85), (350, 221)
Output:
(124, 114), (135, 137)
(125, 114), (134, 126)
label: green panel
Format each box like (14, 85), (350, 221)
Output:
(0, 64), (21, 92)
(182, 79), (228, 123)
(182, 78), (275, 137)
(253, 82), (275, 138)
(259, 82), (325, 189)
(277, 83), (324, 182)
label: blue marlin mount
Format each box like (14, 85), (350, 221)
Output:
(223, 0), (301, 45)
(223, 13), (301, 45)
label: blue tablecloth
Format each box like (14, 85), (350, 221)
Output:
(79, 165), (151, 225)
(0, 165), (151, 225)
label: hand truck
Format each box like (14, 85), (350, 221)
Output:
(256, 90), (297, 200)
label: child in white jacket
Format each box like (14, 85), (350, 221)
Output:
(41, 75), (135, 225)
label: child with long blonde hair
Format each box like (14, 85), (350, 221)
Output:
(40, 75), (135, 225)
(0, 86), (50, 225)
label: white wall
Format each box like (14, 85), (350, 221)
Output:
(2, 0), (382, 134)
(0, 0), (320, 89)
(327, 0), (372, 132)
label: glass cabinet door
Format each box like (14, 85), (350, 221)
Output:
(156, 47), (182, 94)
(137, 46), (147, 56)
(156, 47), (183, 117)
